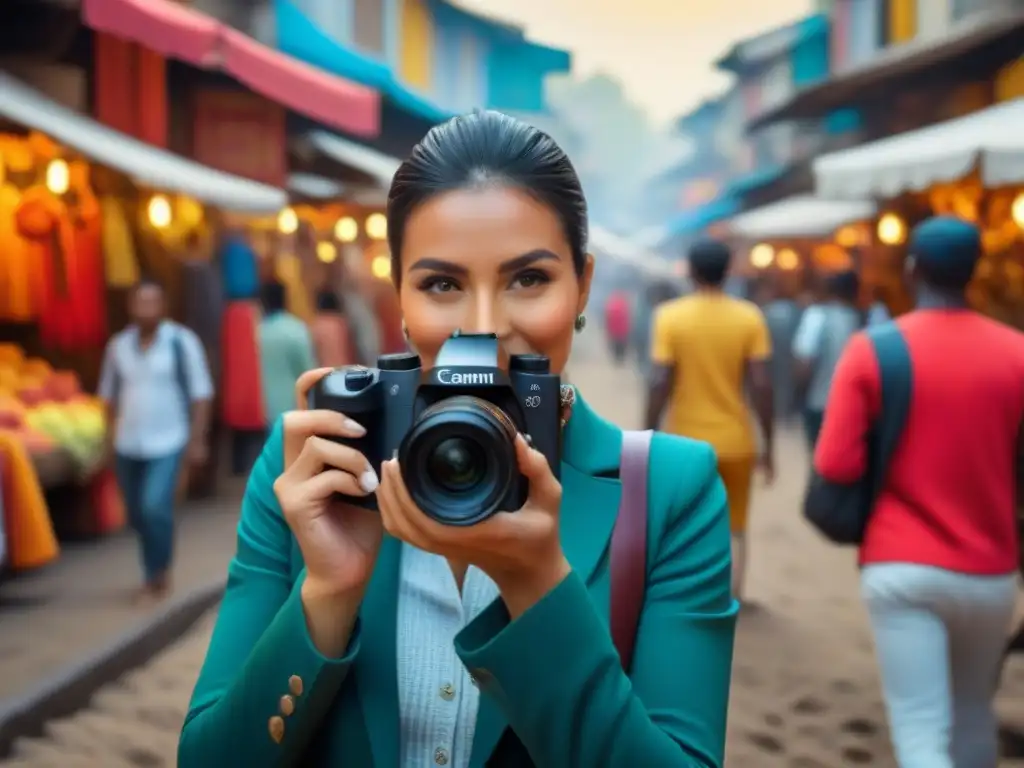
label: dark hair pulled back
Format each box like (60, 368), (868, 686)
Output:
(386, 110), (588, 284)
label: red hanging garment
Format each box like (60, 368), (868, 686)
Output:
(69, 195), (107, 349)
(221, 300), (265, 430)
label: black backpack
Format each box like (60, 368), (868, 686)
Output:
(803, 322), (912, 545)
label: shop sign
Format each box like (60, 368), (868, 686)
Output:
(192, 89), (286, 187)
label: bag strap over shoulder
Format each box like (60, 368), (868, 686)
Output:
(610, 429), (653, 672)
(865, 323), (913, 496)
(171, 327), (192, 406)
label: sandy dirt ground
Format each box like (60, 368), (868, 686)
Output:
(4, 333), (1024, 767)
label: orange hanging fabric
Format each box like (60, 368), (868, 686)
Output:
(0, 432), (59, 571)
(0, 184), (36, 322)
(14, 186), (79, 350)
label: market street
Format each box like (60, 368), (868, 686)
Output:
(2, 339), (1024, 767)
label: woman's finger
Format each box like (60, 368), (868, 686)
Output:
(515, 434), (561, 512)
(376, 460), (404, 537)
(282, 409), (366, 466)
(382, 459), (444, 542)
(302, 467), (369, 501)
(295, 367), (336, 409)
(288, 436), (379, 494)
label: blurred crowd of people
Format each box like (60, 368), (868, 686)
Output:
(603, 217), (1024, 768)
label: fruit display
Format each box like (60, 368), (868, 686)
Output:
(0, 344), (106, 476)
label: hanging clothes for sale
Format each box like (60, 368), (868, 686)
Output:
(68, 162), (107, 349)
(182, 258), (224, 382)
(0, 183), (37, 322)
(0, 431), (59, 571)
(221, 299), (265, 430)
(220, 234), (260, 300)
(275, 252), (313, 323)
(99, 195), (140, 288)
(14, 186), (78, 350)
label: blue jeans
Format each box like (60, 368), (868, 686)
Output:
(114, 451), (184, 583)
(802, 408), (823, 450)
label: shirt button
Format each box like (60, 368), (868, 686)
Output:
(279, 694), (295, 716)
(439, 683), (455, 701)
(268, 715), (285, 744)
(434, 747), (449, 765)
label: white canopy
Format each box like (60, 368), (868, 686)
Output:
(286, 172), (386, 206)
(727, 195), (876, 240)
(0, 72), (286, 213)
(308, 131), (401, 189)
(813, 98), (1024, 199)
(588, 225), (678, 280)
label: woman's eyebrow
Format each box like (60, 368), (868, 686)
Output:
(407, 258), (469, 275)
(498, 249), (560, 273)
(407, 249), (560, 275)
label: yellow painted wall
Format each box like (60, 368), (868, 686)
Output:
(996, 59), (1024, 102)
(888, 0), (917, 44)
(400, 0), (433, 91)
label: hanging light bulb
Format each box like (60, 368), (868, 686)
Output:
(371, 254), (392, 279)
(334, 216), (358, 243)
(776, 248), (799, 271)
(45, 158), (69, 195)
(877, 213), (907, 246)
(365, 212), (387, 241)
(277, 207), (299, 235)
(147, 194), (173, 229)
(1011, 192), (1024, 229)
(316, 241), (338, 264)
(749, 243), (774, 269)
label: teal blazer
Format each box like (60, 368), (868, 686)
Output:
(179, 394), (737, 767)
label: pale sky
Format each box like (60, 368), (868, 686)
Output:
(460, 0), (815, 125)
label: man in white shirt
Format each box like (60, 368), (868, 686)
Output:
(791, 270), (863, 448)
(98, 279), (214, 601)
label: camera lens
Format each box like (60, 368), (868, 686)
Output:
(428, 436), (485, 492)
(399, 395), (521, 526)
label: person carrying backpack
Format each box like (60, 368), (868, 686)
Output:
(813, 217), (1024, 768)
(98, 277), (214, 602)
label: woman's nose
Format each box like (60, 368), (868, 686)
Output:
(465, 297), (509, 337)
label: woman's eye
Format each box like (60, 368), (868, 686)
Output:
(420, 276), (460, 293)
(511, 270), (550, 289)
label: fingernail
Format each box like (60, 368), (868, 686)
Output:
(359, 468), (379, 493)
(392, 448), (398, 460)
(345, 418), (366, 436)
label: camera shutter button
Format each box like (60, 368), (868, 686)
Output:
(344, 369), (375, 392)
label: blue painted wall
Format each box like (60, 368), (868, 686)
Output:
(788, 14), (862, 134)
(429, 1), (491, 112)
(487, 40), (570, 113)
(429, 0), (569, 114)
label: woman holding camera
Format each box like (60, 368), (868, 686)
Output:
(179, 111), (736, 767)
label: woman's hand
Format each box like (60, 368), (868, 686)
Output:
(274, 369), (384, 602)
(377, 434), (571, 618)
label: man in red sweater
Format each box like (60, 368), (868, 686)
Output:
(815, 216), (1024, 768)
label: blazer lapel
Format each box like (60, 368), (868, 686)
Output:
(470, 394), (624, 766)
(354, 534), (402, 768)
(558, 393), (623, 586)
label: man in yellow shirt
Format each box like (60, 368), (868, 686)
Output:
(645, 239), (775, 601)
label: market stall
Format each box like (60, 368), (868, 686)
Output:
(724, 194), (876, 297)
(0, 74), (286, 570)
(812, 97), (1024, 326)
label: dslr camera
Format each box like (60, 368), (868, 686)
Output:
(309, 331), (562, 526)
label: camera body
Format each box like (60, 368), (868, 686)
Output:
(308, 332), (562, 525)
